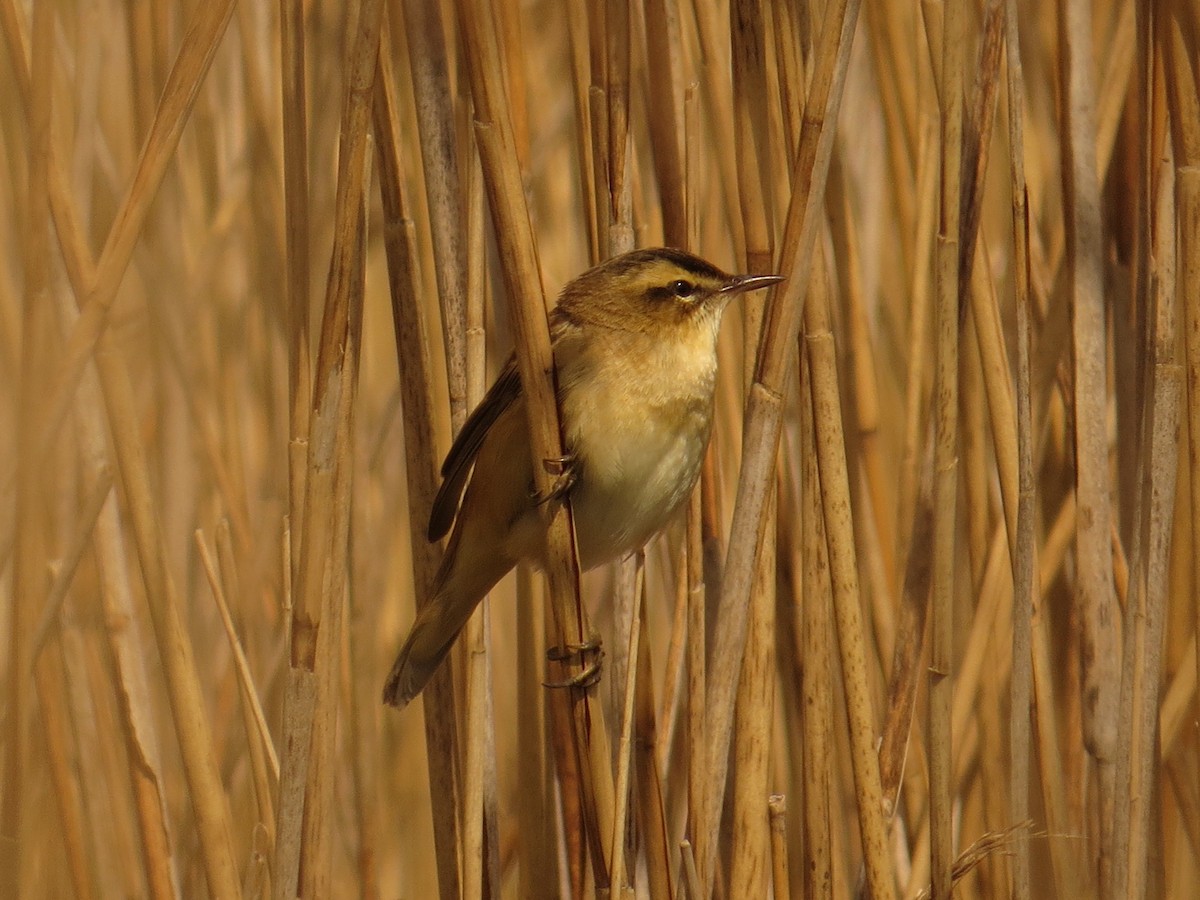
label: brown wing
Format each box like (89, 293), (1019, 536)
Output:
(429, 309), (582, 542)
(427, 355), (522, 541)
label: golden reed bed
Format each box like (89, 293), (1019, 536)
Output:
(1, 1), (1198, 898)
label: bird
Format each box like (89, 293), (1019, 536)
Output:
(383, 247), (783, 708)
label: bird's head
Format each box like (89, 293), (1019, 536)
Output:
(556, 247), (784, 334)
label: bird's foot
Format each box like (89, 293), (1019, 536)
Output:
(533, 454), (578, 506)
(543, 635), (604, 689)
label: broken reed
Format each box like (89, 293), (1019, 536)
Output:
(2, 1), (1200, 899)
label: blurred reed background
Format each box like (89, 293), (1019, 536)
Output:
(2, 0), (1199, 897)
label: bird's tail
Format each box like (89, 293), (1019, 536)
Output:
(382, 532), (514, 708)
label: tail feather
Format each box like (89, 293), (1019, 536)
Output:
(382, 532), (516, 708)
(381, 594), (473, 707)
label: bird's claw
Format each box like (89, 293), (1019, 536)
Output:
(542, 453), (575, 476)
(533, 454), (578, 506)
(543, 636), (604, 689)
(545, 635), (600, 660)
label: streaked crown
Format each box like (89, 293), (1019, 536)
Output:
(556, 247), (782, 331)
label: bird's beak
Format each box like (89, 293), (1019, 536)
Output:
(720, 273), (785, 295)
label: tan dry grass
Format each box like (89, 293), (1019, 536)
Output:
(2, 1), (1199, 898)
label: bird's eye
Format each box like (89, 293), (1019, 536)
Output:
(670, 279), (696, 298)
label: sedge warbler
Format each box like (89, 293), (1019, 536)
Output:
(383, 247), (783, 707)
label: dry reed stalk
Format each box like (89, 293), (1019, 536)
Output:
(684, 485), (708, 888)
(1115, 160), (1183, 900)
(1166, 756), (1200, 892)
(798, 358), (834, 900)
(69, 630), (144, 899)
(545, 610), (587, 898)
(767, 0), (805, 157)
(66, 357), (178, 900)
(1180, 168), (1200, 900)
(729, 490), (776, 900)
(34, 632), (97, 900)
(516, 567), (559, 900)
(728, 6), (778, 896)
(26, 286), (99, 898)
(877, 457), (933, 821)
(966, 232), (1019, 548)
(287, 0), (380, 675)
(454, 0), (619, 889)
(467, 109), (547, 896)
(961, 331), (989, 592)
(1095, 3), (1136, 182)
(279, 0), (311, 586)
(197, 532), (279, 840)
(299, 235), (363, 895)
(605, 0), (630, 236)
(495, 1), (530, 165)
(373, 49), (463, 900)
(0, 10), (87, 897)
(926, 0), (965, 894)
(826, 153), (897, 603)
(609, 559), (643, 895)
(678, 82), (712, 891)
(772, 453), (805, 900)
(1166, 20), (1200, 895)
(957, 0), (1002, 299)
(634, 589), (675, 900)
(767, 794), (789, 900)
(642, 0), (687, 247)
(300, 121), (373, 900)
(749, 51), (790, 209)
(1059, 0), (1120, 888)
(565, 0), (600, 262)
(959, 169), (1023, 593)
(1099, 0), (1156, 868)
(610, 538), (640, 730)
(894, 111), (939, 587)
(583, 0), (611, 258)
(680, 839), (702, 900)
(949, 524), (1012, 766)
(126, 4), (159, 131)
(804, 253), (896, 900)
(402, 0), (468, 432)
(276, 1), (382, 895)
(700, 0), (868, 891)
(458, 59), (499, 900)
(7, 3), (52, 886)
(687, 0), (746, 259)
(1160, 632), (1198, 760)
(861, 0), (917, 267)
(731, 0), (773, 276)
(655, 534), (690, 780)
(1003, 1), (1034, 894)
(0, 0), (92, 331)
(975, 633), (1014, 897)
(461, 252), (500, 900)
(462, 590), (495, 900)
(1030, 570), (1088, 900)
(345, 587), (382, 900)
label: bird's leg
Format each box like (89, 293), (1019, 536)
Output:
(543, 634), (604, 689)
(533, 453), (578, 506)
